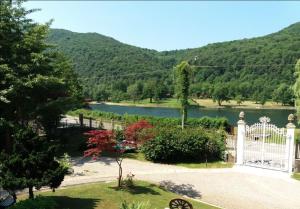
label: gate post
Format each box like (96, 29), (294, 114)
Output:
(286, 114), (296, 174)
(236, 112), (246, 165)
(79, 114), (83, 127)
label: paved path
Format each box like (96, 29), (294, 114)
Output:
(63, 157), (300, 209)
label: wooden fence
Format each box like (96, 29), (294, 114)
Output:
(59, 114), (124, 130)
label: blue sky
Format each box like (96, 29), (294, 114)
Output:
(25, 1), (300, 51)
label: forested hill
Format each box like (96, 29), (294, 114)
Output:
(47, 29), (176, 99)
(48, 23), (300, 104)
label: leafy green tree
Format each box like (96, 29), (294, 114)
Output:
(272, 84), (294, 105)
(110, 90), (127, 102)
(235, 95), (245, 106)
(175, 61), (191, 129)
(258, 90), (269, 105)
(153, 81), (168, 101)
(0, 0), (81, 199)
(0, 0), (82, 136)
(294, 59), (300, 120)
(0, 126), (67, 199)
(212, 84), (230, 106)
(143, 80), (156, 103)
(127, 82), (143, 103)
(95, 86), (109, 102)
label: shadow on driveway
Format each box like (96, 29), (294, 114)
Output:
(159, 180), (202, 199)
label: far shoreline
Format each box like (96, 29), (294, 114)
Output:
(89, 99), (296, 110)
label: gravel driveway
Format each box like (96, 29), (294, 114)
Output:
(63, 157), (300, 209)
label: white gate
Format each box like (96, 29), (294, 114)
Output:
(236, 113), (296, 173)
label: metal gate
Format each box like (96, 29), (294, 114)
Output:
(243, 116), (290, 172)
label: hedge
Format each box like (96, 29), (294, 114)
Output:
(141, 126), (226, 163)
(67, 109), (231, 131)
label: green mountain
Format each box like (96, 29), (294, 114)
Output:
(47, 23), (300, 103)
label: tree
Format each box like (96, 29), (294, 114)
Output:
(95, 87), (109, 102)
(143, 80), (156, 103)
(294, 59), (300, 120)
(0, 0), (81, 199)
(258, 90), (269, 105)
(84, 120), (153, 188)
(235, 95), (245, 106)
(154, 81), (168, 101)
(212, 84), (230, 106)
(0, 1), (82, 136)
(175, 61), (191, 129)
(127, 82), (143, 103)
(110, 90), (127, 103)
(0, 126), (67, 199)
(272, 84), (294, 105)
(124, 120), (153, 147)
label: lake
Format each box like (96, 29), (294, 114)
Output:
(89, 103), (295, 127)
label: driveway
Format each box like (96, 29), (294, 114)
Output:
(63, 157), (300, 209)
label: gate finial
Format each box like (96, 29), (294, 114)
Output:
(239, 111), (245, 120)
(259, 116), (270, 124)
(288, 114), (295, 123)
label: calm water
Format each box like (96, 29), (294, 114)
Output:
(89, 103), (295, 127)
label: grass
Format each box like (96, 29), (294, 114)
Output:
(175, 161), (234, 169)
(122, 152), (233, 169)
(194, 99), (294, 109)
(20, 181), (218, 209)
(104, 98), (198, 108)
(123, 152), (147, 162)
(292, 173), (300, 181)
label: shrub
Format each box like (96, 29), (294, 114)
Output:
(121, 173), (135, 188)
(141, 127), (226, 163)
(120, 201), (151, 209)
(10, 196), (57, 209)
(68, 109), (231, 131)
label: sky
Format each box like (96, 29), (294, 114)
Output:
(24, 1), (300, 51)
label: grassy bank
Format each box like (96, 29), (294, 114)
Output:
(92, 98), (295, 110)
(194, 99), (295, 110)
(19, 181), (218, 209)
(94, 98), (198, 108)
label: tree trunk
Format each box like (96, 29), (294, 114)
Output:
(149, 97), (152, 103)
(116, 158), (123, 188)
(118, 164), (122, 188)
(181, 107), (186, 130)
(205, 152), (208, 168)
(29, 186), (34, 199)
(218, 100), (222, 106)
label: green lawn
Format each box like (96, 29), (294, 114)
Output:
(123, 152), (233, 169)
(26, 181), (218, 209)
(175, 161), (233, 169)
(292, 173), (300, 181)
(109, 98), (198, 108)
